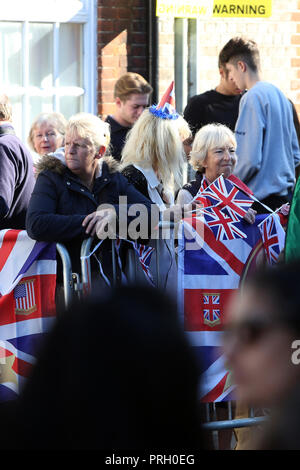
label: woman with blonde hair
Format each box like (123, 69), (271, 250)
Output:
(121, 82), (190, 292)
(26, 112), (152, 282)
(121, 109), (186, 207)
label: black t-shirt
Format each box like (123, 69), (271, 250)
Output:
(105, 115), (131, 162)
(183, 89), (242, 135)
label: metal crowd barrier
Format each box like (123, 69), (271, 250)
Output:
(203, 416), (268, 431)
(58, 230), (267, 450)
(202, 402), (269, 450)
(55, 237), (99, 310)
(79, 221), (175, 290)
(56, 243), (74, 309)
(80, 238), (93, 295)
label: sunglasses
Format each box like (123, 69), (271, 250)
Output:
(223, 318), (278, 347)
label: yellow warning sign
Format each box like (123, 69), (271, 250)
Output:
(156, 0), (212, 18)
(213, 0), (272, 17)
(156, 0), (272, 18)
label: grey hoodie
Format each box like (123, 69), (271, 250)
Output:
(234, 81), (300, 200)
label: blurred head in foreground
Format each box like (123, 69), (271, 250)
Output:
(10, 285), (203, 450)
(224, 262), (300, 409)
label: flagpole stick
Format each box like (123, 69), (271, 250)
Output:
(189, 173), (276, 216)
(249, 195), (274, 214)
(189, 199), (278, 217)
(228, 177), (275, 214)
(257, 205), (283, 227)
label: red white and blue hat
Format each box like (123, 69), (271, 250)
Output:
(149, 81), (179, 120)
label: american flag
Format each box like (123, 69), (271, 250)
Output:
(258, 213), (286, 265)
(14, 280), (36, 314)
(178, 213), (275, 402)
(0, 230), (56, 401)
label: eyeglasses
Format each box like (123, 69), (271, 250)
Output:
(223, 318), (278, 347)
(34, 131), (58, 140)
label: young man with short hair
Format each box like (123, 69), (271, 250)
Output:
(183, 53), (242, 136)
(106, 73), (153, 161)
(220, 36), (300, 211)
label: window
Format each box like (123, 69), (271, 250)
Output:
(0, 0), (96, 143)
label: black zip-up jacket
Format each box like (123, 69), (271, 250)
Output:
(26, 155), (154, 277)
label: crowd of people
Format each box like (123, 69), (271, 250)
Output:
(1, 35), (300, 450)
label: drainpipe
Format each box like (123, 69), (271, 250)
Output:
(147, 0), (159, 104)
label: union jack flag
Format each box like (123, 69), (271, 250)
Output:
(202, 206), (247, 241)
(178, 212), (280, 402)
(203, 294), (221, 327)
(193, 178), (210, 207)
(133, 242), (155, 286)
(258, 213), (286, 265)
(198, 175), (253, 218)
(157, 80), (176, 112)
(193, 175), (253, 209)
(0, 230), (56, 401)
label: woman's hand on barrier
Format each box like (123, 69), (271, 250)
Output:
(95, 208), (117, 240)
(82, 211), (102, 236)
(243, 207), (257, 225)
(82, 208), (117, 238)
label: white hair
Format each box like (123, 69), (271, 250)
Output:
(190, 123), (237, 172)
(66, 112), (110, 152)
(28, 112), (67, 152)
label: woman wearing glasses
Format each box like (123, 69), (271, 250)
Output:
(28, 112), (67, 160)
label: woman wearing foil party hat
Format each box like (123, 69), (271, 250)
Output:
(121, 81), (191, 292)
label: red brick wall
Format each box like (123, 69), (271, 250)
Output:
(97, 0), (149, 117)
(158, 0), (300, 118)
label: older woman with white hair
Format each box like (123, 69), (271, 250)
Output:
(26, 112), (152, 278)
(28, 112), (67, 159)
(176, 123), (256, 224)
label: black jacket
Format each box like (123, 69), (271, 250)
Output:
(121, 164), (151, 200)
(105, 115), (131, 162)
(0, 125), (35, 229)
(181, 171), (203, 198)
(26, 156), (153, 276)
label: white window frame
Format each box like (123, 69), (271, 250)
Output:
(0, 0), (97, 141)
